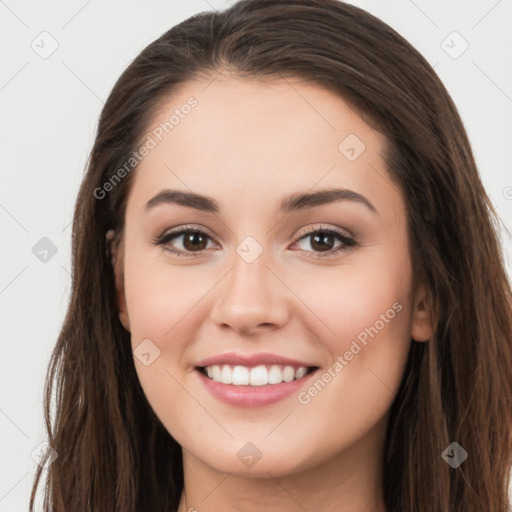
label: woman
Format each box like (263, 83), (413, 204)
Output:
(30, 0), (512, 510)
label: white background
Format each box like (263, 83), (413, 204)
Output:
(1, 0), (511, 510)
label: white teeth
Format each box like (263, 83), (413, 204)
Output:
(232, 365), (250, 385)
(268, 365), (283, 384)
(282, 366), (295, 382)
(202, 364), (311, 386)
(220, 365), (232, 385)
(249, 365), (269, 386)
(212, 365), (221, 382)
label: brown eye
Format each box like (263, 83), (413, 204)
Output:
(181, 231), (209, 251)
(308, 232), (337, 252)
(152, 227), (215, 257)
(293, 227), (357, 258)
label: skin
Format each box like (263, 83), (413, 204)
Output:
(109, 74), (433, 512)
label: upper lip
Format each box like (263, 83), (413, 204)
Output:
(195, 352), (318, 369)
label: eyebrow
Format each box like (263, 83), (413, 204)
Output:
(144, 188), (378, 215)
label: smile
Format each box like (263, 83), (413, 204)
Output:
(194, 352), (320, 407)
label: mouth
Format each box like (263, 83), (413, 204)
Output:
(194, 352), (320, 407)
(194, 356), (320, 407)
(196, 364), (318, 386)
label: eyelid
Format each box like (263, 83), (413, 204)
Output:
(155, 223), (217, 242)
(294, 223), (353, 240)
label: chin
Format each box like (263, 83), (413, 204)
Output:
(185, 435), (320, 477)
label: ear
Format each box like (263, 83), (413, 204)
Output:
(410, 282), (435, 342)
(106, 229), (130, 332)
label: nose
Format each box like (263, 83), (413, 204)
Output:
(209, 250), (290, 336)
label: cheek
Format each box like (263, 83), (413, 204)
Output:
(289, 252), (413, 418)
(290, 251), (412, 357)
(123, 248), (206, 342)
(292, 261), (413, 439)
(122, 256), (211, 439)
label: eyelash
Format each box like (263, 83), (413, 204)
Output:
(151, 224), (357, 259)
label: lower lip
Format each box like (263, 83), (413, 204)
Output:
(196, 368), (318, 407)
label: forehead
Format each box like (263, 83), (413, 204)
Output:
(127, 75), (402, 220)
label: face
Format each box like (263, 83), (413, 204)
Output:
(110, 75), (432, 478)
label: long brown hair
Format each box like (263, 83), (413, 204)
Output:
(30, 1), (512, 510)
